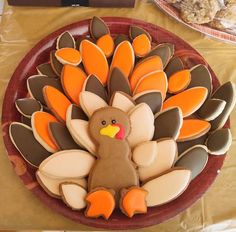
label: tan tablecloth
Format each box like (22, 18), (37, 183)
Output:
(0, 0), (236, 230)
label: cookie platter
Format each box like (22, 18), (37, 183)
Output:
(153, 0), (236, 44)
(2, 17), (235, 230)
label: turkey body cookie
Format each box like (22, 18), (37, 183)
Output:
(142, 168), (191, 207)
(9, 122), (51, 167)
(39, 150), (95, 179)
(43, 86), (71, 122)
(61, 65), (87, 105)
(175, 145), (208, 180)
(56, 31), (75, 50)
(37, 63), (57, 78)
(31, 111), (59, 153)
(80, 40), (109, 85)
(55, 48), (81, 66)
(163, 87), (208, 117)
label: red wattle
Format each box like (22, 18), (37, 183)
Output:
(113, 124), (125, 140)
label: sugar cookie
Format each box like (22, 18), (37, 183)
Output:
(60, 183), (87, 210)
(21, 115), (31, 127)
(83, 74), (107, 102)
(48, 122), (81, 150)
(133, 71), (168, 100)
(163, 87), (208, 117)
(37, 62), (57, 78)
(129, 25), (152, 41)
(80, 39), (109, 85)
(55, 48), (81, 66)
(153, 107), (183, 140)
(206, 128), (232, 155)
(168, 69), (191, 94)
(110, 91), (135, 113)
(76, 36), (95, 50)
(80, 91), (108, 117)
(9, 122), (51, 168)
(177, 119), (211, 142)
(142, 168), (191, 207)
(50, 50), (63, 76)
(39, 150), (95, 178)
(210, 82), (236, 130)
(66, 104), (88, 121)
(108, 67), (131, 97)
(133, 90), (162, 114)
(110, 41), (135, 79)
(132, 34), (151, 57)
(36, 170), (87, 198)
(56, 31), (75, 50)
(175, 145), (208, 180)
(127, 103), (155, 148)
(165, 56), (184, 78)
(61, 64), (87, 105)
(15, 98), (42, 118)
(90, 16), (110, 40)
(114, 34), (130, 47)
(130, 56), (163, 91)
(137, 139), (177, 182)
(27, 75), (63, 105)
(31, 111), (59, 153)
(96, 34), (114, 58)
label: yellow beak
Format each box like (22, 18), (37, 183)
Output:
(100, 124), (120, 138)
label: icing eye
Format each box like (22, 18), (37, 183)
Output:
(111, 119), (116, 124)
(101, 120), (106, 125)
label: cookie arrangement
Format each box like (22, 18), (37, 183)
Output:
(9, 16), (235, 220)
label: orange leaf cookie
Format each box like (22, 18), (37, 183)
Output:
(110, 41), (135, 79)
(133, 71), (168, 100)
(168, 69), (191, 94)
(61, 65), (87, 105)
(85, 188), (115, 219)
(120, 187), (148, 218)
(163, 87), (208, 117)
(130, 56), (163, 91)
(177, 119), (211, 142)
(55, 48), (81, 66)
(96, 34), (115, 58)
(132, 34), (151, 57)
(43, 86), (71, 122)
(80, 40), (109, 85)
(31, 111), (59, 153)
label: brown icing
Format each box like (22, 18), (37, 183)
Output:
(27, 75), (63, 105)
(108, 67), (131, 97)
(49, 122), (81, 150)
(10, 123), (51, 167)
(83, 74), (108, 102)
(37, 63), (58, 78)
(21, 115), (31, 127)
(129, 25), (151, 41)
(70, 104), (88, 120)
(76, 36), (95, 50)
(50, 50), (64, 76)
(114, 34), (130, 47)
(165, 56), (184, 78)
(56, 31), (75, 49)
(153, 107), (182, 140)
(15, 98), (42, 117)
(88, 107), (139, 203)
(90, 16), (110, 40)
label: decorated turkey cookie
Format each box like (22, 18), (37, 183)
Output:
(9, 16), (235, 221)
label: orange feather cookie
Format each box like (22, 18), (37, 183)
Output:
(96, 34), (115, 58)
(132, 34), (151, 57)
(55, 48), (81, 66)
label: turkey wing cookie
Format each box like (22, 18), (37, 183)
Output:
(37, 62), (57, 78)
(15, 98), (42, 118)
(56, 31), (75, 50)
(206, 128), (232, 155)
(36, 170), (87, 198)
(175, 145), (208, 180)
(9, 122), (51, 167)
(39, 150), (95, 179)
(210, 82), (236, 130)
(134, 139), (177, 182)
(55, 48), (81, 66)
(142, 168), (191, 207)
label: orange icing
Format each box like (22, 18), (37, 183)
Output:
(168, 69), (191, 93)
(43, 86), (71, 122)
(178, 119), (210, 141)
(85, 189), (115, 219)
(132, 34), (151, 57)
(130, 56), (163, 91)
(121, 188), (147, 218)
(80, 40), (109, 85)
(133, 71), (167, 99)
(61, 65), (87, 105)
(55, 48), (81, 65)
(96, 34), (115, 58)
(33, 111), (59, 151)
(110, 41), (134, 79)
(162, 87), (208, 117)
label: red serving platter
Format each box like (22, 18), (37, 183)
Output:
(1, 17), (229, 230)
